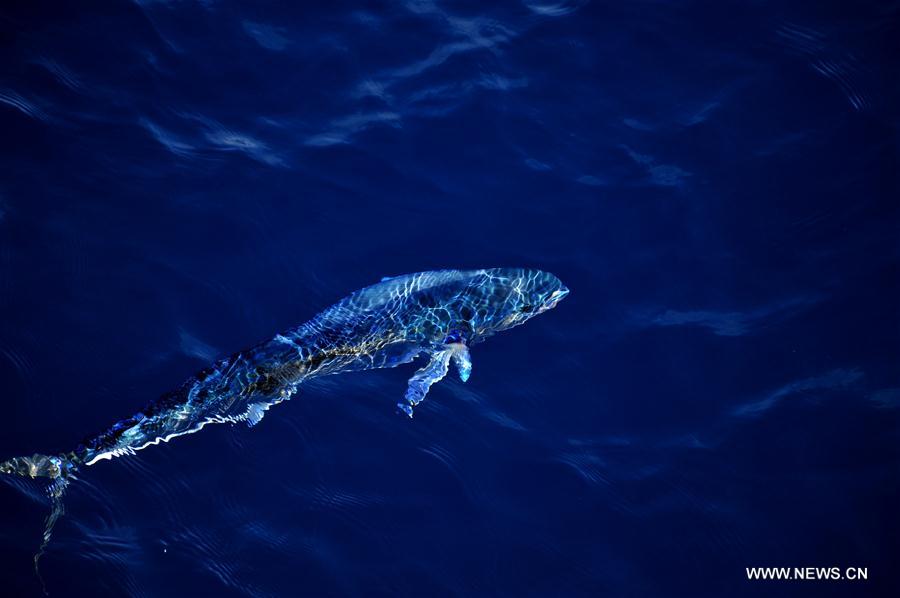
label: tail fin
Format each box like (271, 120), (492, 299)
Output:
(1, 453), (79, 594)
(0, 453), (77, 480)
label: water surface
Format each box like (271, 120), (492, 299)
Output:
(0, 1), (898, 596)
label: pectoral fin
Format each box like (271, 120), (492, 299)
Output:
(398, 343), (472, 417)
(450, 343), (471, 382)
(399, 349), (452, 418)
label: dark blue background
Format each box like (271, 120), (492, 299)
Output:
(1, 1), (898, 596)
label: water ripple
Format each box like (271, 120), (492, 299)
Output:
(775, 22), (872, 111)
(0, 89), (48, 121)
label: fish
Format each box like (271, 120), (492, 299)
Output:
(1, 268), (568, 575)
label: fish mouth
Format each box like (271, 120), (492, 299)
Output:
(551, 286), (569, 302)
(540, 286), (569, 311)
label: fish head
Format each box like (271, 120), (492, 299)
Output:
(458, 268), (569, 342)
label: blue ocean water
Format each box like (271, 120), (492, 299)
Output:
(1, 0), (898, 596)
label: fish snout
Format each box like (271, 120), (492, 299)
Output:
(544, 285), (569, 309)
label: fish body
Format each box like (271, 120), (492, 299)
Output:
(1, 268), (568, 578)
(2, 268), (568, 479)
